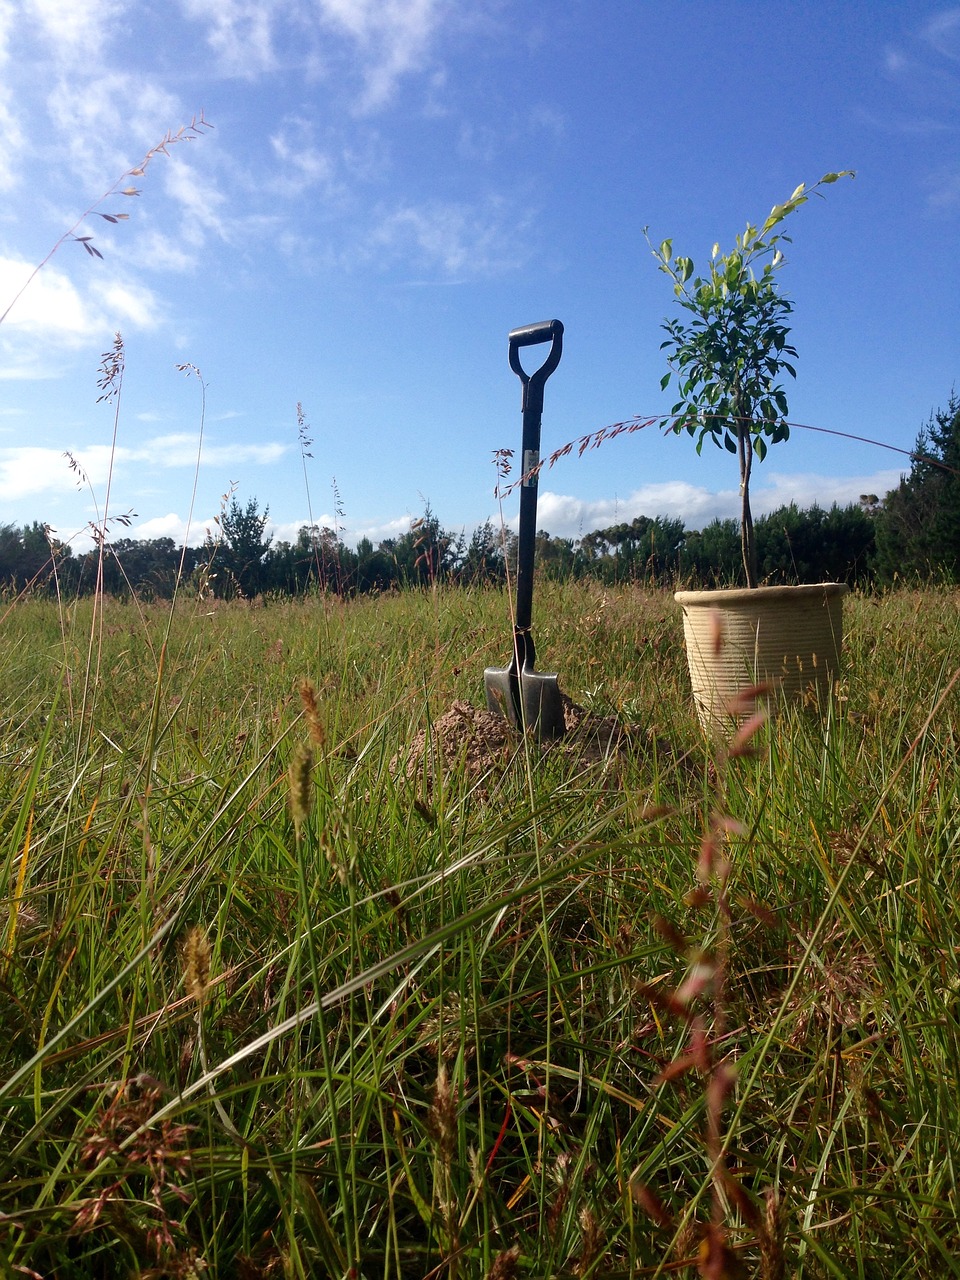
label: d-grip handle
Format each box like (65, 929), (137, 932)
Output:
(508, 319), (564, 388)
(508, 319), (563, 421)
(509, 318), (563, 348)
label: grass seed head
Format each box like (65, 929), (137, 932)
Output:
(299, 678), (325, 748)
(485, 1244), (520, 1280)
(759, 1188), (785, 1280)
(182, 926), (212, 1005)
(288, 743), (314, 835)
(576, 1206), (604, 1276)
(427, 1063), (458, 1168)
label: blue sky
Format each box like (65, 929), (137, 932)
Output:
(0, 1), (957, 553)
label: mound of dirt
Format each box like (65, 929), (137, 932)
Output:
(392, 701), (513, 792)
(391, 696), (647, 797)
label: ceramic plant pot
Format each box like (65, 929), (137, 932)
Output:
(673, 582), (849, 733)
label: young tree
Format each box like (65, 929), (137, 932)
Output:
(650, 171), (853, 586)
(220, 496), (272, 597)
(874, 394), (960, 583)
(460, 521), (505, 585)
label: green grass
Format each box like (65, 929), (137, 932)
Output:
(2, 583), (960, 1278)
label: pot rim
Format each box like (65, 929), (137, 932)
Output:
(674, 582), (850, 607)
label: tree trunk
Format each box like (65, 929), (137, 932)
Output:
(736, 419), (758, 588)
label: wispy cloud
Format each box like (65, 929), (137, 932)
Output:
(269, 118), (344, 198)
(317, 0), (451, 112)
(0, 86), (23, 192)
(882, 9), (960, 115)
(0, 436), (290, 501)
(925, 166), (960, 211)
(24, 0), (126, 65)
(178, 0), (282, 78)
(163, 157), (229, 246)
(877, 11), (960, 212)
(130, 231), (200, 274)
(178, 0), (456, 109)
(145, 433), (288, 467)
(369, 196), (530, 278)
(921, 8), (960, 61)
(45, 72), (183, 187)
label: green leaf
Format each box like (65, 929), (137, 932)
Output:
(660, 373), (671, 391)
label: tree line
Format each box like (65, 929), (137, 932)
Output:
(5, 394), (959, 600)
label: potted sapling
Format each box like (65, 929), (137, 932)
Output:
(649, 171), (854, 729)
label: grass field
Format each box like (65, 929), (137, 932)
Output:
(2, 582), (959, 1278)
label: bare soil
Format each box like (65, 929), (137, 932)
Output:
(391, 695), (649, 798)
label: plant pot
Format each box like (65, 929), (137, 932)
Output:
(673, 583), (849, 732)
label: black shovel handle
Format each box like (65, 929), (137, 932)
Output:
(509, 319), (563, 652)
(509, 320), (564, 416)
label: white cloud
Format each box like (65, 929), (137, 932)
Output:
(369, 197), (528, 278)
(927, 167), (960, 211)
(523, 469), (907, 540)
(45, 73), (182, 186)
(0, 446), (104, 498)
(347, 513), (416, 545)
(131, 231), (199, 274)
(178, 0), (454, 108)
(0, 87), (23, 191)
(269, 120), (345, 198)
(163, 157), (228, 246)
(92, 280), (161, 329)
(132, 511), (220, 546)
(179, 0), (281, 77)
(315, 0), (450, 111)
(0, 257), (94, 338)
(145, 434), (289, 467)
(269, 516), (329, 543)
(533, 484), (719, 539)
(921, 9), (960, 61)
(0, 256), (163, 348)
(751, 469), (906, 514)
(0, 3), (19, 187)
(24, 0), (126, 63)
(208, 442), (288, 466)
(0, 0), (14, 61)
(0, 355), (63, 381)
(0, 436), (289, 501)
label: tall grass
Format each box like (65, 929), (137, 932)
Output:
(1, 584), (959, 1277)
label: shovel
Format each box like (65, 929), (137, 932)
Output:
(485, 319), (566, 742)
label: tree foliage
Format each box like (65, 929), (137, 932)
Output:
(216, 496), (273, 597)
(650, 171), (854, 586)
(0, 496), (893, 599)
(874, 394), (960, 584)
